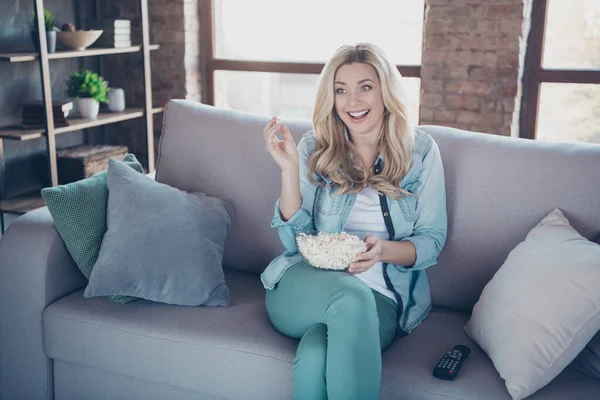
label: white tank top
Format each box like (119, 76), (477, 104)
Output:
(343, 186), (397, 302)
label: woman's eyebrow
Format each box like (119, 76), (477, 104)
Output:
(334, 78), (375, 85)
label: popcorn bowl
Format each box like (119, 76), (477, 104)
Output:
(295, 230), (368, 271)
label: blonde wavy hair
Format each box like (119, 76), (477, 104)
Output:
(309, 42), (414, 200)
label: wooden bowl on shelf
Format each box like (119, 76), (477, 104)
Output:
(56, 30), (103, 51)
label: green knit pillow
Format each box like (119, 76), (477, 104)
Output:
(41, 153), (144, 304)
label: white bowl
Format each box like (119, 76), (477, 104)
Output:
(295, 230), (367, 271)
(57, 30), (103, 51)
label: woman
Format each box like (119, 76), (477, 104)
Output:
(261, 43), (447, 400)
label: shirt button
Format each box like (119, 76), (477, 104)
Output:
(383, 212), (389, 217)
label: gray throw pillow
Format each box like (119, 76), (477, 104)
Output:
(84, 158), (233, 306)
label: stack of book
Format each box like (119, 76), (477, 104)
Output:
(89, 19), (132, 48)
(21, 100), (73, 129)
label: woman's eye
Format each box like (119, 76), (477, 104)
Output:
(335, 88), (346, 94)
(361, 85), (372, 92)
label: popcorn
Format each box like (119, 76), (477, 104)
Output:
(296, 231), (367, 270)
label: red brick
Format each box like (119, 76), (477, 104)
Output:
(448, 66), (469, 79)
(468, 66), (496, 80)
(422, 80), (444, 93)
(421, 108), (435, 121)
(483, 112), (503, 125)
(470, 5), (489, 20)
(426, 0), (451, 5)
(423, 50), (447, 63)
(497, 52), (520, 68)
(487, 4), (522, 18)
(446, 81), (493, 95)
(422, 93), (444, 108)
(434, 109), (458, 122)
(476, 20), (497, 32)
(450, 18), (479, 34)
(457, 110), (481, 124)
(497, 36), (520, 51)
(500, 20), (523, 34)
(424, 34), (445, 49)
(427, 20), (452, 34)
(501, 83), (519, 96)
(503, 98), (515, 113)
(447, 94), (481, 111)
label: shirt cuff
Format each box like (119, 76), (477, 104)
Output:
(401, 236), (438, 271)
(271, 199), (312, 230)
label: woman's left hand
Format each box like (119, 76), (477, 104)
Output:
(348, 235), (384, 274)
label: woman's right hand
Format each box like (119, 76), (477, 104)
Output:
(263, 117), (299, 172)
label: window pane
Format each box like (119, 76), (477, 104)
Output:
(214, 71), (420, 127)
(536, 83), (600, 143)
(213, 0), (424, 65)
(542, 0), (600, 69)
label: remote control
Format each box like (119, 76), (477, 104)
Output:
(433, 345), (471, 380)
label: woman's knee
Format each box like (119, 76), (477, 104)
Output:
(295, 323), (327, 366)
(328, 281), (378, 324)
(336, 281), (376, 310)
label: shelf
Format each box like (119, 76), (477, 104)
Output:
(0, 193), (45, 215)
(0, 107), (164, 141)
(0, 44), (160, 63)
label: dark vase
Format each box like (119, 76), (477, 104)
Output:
(30, 30), (56, 53)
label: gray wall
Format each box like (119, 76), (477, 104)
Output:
(0, 0), (99, 198)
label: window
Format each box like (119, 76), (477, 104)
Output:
(521, 0), (600, 143)
(203, 0), (425, 127)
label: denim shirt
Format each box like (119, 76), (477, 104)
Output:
(260, 128), (448, 334)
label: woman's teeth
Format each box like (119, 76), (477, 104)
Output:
(348, 110), (369, 119)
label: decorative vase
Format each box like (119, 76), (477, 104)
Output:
(46, 31), (56, 53)
(107, 88), (125, 112)
(77, 98), (100, 120)
(31, 31), (57, 53)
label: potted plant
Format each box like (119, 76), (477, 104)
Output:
(31, 9), (57, 53)
(65, 69), (110, 120)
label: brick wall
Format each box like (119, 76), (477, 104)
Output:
(100, 0), (201, 168)
(420, 0), (528, 136)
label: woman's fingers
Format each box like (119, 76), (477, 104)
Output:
(265, 124), (282, 148)
(348, 260), (372, 273)
(280, 124), (294, 142)
(354, 251), (373, 261)
(263, 116), (277, 137)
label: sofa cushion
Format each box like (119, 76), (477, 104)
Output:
(84, 158), (233, 306)
(41, 153), (144, 304)
(464, 209), (600, 400)
(44, 269), (599, 400)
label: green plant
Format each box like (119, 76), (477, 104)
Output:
(65, 69), (110, 103)
(32, 9), (56, 32)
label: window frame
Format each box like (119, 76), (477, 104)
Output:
(520, 0), (600, 140)
(200, 1), (422, 111)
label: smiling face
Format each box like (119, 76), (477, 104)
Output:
(334, 62), (385, 141)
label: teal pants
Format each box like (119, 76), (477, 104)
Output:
(265, 262), (399, 400)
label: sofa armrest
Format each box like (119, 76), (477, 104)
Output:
(0, 207), (87, 400)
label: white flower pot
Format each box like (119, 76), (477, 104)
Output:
(77, 98), (99, 120)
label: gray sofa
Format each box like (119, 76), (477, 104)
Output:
(1, 99), (599, 400)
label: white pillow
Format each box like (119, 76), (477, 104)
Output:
(464, 209), (600, 400)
